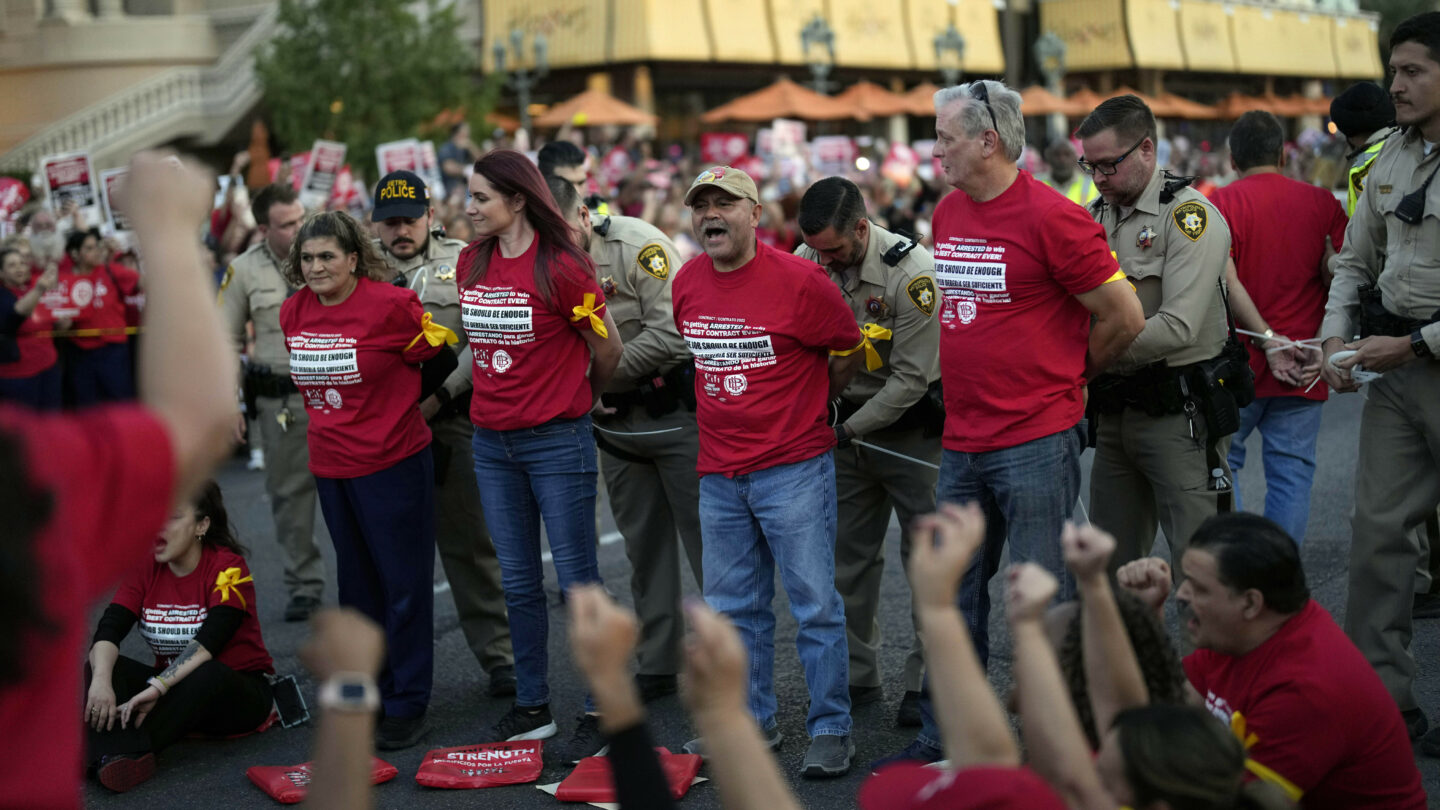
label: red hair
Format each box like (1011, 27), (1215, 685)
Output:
(461, 149), (596, 306)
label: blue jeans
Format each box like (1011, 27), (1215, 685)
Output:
(472, 415), (601, 710)
(699, 452), (851, 738)
(916, 425), (1082, 751)
(1227, 396), (1324, 545)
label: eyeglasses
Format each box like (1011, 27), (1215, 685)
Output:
(1077, 137), (1147, 176)
(970, 82), (999, 134)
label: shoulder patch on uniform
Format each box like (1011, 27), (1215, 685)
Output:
(1172, 201), (1208, 241)
(637, 243), (670, 280)
(906, 276), (937, 316)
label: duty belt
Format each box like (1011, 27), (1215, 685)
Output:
(1358, 283), (1440, 338)
(246, 368), (298, 399)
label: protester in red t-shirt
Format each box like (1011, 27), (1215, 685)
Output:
(881, 80), (1143, 768)
(459, 150), (623, 762)
(1119, 514), (1427, 809)
(1209, 112), (1349, 546)
(84, 481), (275, 793)
(670, 165), (864, 777)
(54, 227), (142, 404)
(0, 153), (239, 810)
(279, 210), (450, 751)
(0, 246), (61, 408)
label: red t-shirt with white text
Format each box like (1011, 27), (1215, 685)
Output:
(0, 279), (58, 378)
(0, 406), (174, 810)
(1210, 173), (1347, 400)
(672, 239), (862, 476)
(459, 238), (605, 431)
(932, 173), (1117, 452)
(280, 278), (439, 478)
(111, 545), (274, 674)
(1184, 600), (1425, 809)
(50, 258), (141, 349)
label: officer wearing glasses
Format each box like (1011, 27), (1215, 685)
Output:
(1077, 95), (1234, 573)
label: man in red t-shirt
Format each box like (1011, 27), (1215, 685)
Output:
(883, 80), (1143, 767)
(671, 166), (865, 778)
(1209, 112), (1348, 546)
(1118, 514), (1426, 809)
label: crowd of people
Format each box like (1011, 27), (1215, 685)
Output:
(5, 9), (1440, 810)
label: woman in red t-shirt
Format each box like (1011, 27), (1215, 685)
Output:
(460, 150), (622, 759)
(83, 481), (274, 793)
(56, 227), (142, 405)
(0, 246), (61, 408)
(278, 210), (450, 751)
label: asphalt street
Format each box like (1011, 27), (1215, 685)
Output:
(81, 391), (1440, 808)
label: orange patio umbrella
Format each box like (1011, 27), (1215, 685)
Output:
(903, 82), (942, 116)
(1065, 87), (1105, 116)
(1153, 92), (1220, 120)
(1215, 92), (1274, 119)
(835, 80), (913, 118)
(1019, 85), (1075, 117)
(701, 76), (866, 123)
(533, 89), (658, 128)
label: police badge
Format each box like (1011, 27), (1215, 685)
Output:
(601, 275), (617, 296)
(865, 295), (887, 317)
(1136, 226), (1155, 249)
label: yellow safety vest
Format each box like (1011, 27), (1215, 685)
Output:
(1043, 174), (1099, 206)
(1347, 140), (1387, 217)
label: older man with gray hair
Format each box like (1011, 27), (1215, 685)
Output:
(876, 79), (1143, 768)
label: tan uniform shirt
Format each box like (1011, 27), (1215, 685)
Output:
(1323, 128), (1440, 354)
(218, 242), (298, 374)
(586, 215), (688, 391)
(1093, 167), (1231, 372)
(796, 223), (940, 437)
(378, 234), (472, 400)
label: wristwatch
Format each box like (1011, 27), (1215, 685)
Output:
(318, 673), (379, 713)
(1412, 329), (1434, 360)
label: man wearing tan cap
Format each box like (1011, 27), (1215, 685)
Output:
(671, 165), (864, 777)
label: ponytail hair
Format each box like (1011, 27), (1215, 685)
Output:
(462, 149), (596, 308)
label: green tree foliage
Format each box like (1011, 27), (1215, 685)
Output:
(254, 0), (490, 164)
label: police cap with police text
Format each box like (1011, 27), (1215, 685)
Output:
(373, 171), (430, 221)
(683, 166), (759, 206)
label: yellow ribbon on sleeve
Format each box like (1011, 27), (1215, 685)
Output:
(570, 293), (609, 338)
(829, 323), (893, 371)
(405, 311), (460, 352)
(1229, 711), (1303, 801)
(213, 567), (254, 609)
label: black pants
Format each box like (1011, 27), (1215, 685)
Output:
(85, 655), (273, 762)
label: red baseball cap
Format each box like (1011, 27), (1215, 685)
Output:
(858, 763), (1069, 810)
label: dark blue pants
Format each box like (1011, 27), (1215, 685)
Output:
(69, 341), (134, 406)
(0, 365), (61, 409)
(315, 448), (436, 719)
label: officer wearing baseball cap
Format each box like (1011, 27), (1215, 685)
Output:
(371, 169), (517, 701)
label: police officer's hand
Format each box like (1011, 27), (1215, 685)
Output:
(682, 599), (749, 722)
(1061, 521), (1116, 583)
(1342, 335), (1417, 373)
(909, 502), (987, 613)
(1005, 563), (1059, 626)
(590, 399), (617, 417)
(1116, 558), (1172, 615)
(1320, 337), (1361, 393)
(419, 394), (442, 421)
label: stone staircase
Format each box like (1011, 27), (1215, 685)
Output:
(0, 3), (278, 173)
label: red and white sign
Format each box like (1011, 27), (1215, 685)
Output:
(769, 118), (807, 159)
(300, 140), (347, 209)
(418, 140), (444, 195)
(701, 133), (749, 166)
(40, 151), (99, 213)
(414, 741), (544, 789)
(100, 168), (131, 231)
(0, 177), (30, 220)
(882, 142), (921, 187)
(811, 136), (858, 175)
(376, 139), (421, 178)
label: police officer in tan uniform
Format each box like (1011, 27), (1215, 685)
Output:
(219, 183), (324, 622)
(372, 170), (516, 697)
(794, 178), (939, 726)
(1077, 96), (1237, 569)
(1319, 12), (1440, 745)
(545, 174), (702, 701)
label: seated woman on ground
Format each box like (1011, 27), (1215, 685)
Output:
(84, 480), (275, 793)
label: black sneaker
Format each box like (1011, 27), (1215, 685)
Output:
(487, 665), (517, 698)
(376, 712), (429, 750)
(802, 734), (855, 778)
(284, 595), (321, 623)
(635, 673), (678, 703)
(96, 753), (156, 793)
(896, 690), (922, 727)
(490, 703), (557, 741)
(557, 714), (609, 764)
(869, 737), (943, 774)
(849, 684), (883, 707)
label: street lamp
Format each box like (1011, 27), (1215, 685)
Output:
(800, 14), (836, 94)
(1033, 31), (1068, 141)
(492, 28), (549, 132)
(934, 24), (966, 87)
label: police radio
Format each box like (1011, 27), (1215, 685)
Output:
(1395, 162), (1440, 225)
(1159, 172), (1196, 205)
(882, 232), (919, 267)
